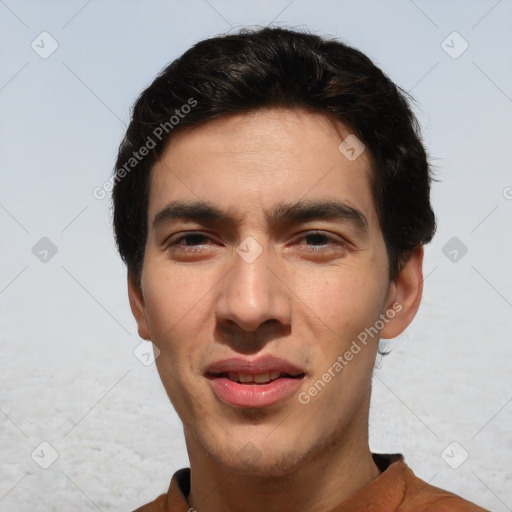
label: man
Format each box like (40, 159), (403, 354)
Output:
(112, 27), (486, 511)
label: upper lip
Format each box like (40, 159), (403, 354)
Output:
(205, 355), (305, 377)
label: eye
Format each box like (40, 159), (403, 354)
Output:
(168, 232), (213, 249)
(166, 230), (348, 260)
(293, 230), (348, 254)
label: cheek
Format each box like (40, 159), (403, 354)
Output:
(142, 264), (209, 347)
(143, 268), (211, 407)
(294, 265), (385, 342)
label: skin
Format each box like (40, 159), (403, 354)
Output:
(128, 108), (424, 512)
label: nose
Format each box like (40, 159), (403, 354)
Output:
(215, 240), (292, 344)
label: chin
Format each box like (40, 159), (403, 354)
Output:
(187, 408), (328, 477)
(208, 436), (312, 478)
(228, 452), (304, 477)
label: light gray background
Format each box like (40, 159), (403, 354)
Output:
(1, 0), (511, 510)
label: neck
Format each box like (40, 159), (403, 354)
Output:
(186, 413), (381, 512)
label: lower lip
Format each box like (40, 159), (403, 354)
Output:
(208, 376), (304, 408)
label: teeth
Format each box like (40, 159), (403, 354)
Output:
(253, 372), (271, 383)
(226, 371), (284, 384)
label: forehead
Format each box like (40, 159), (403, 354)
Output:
(148, 108), (379, 231)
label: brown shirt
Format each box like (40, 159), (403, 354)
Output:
(132, 453), (488, 511)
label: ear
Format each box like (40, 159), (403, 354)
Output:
(380, 245), (424, 339)
(127, 271), (151, 340)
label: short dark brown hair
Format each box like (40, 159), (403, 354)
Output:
(112, 26), (436, 287)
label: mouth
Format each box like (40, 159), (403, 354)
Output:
(204, 356), (306, 408)
(208, 371), (305, 385)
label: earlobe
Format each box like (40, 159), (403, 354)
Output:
(380, 245), (424, 339)
(127, 272), (151, 340)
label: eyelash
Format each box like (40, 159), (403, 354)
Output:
(167, 231), (347, 252)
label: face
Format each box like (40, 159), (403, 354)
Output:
(129, 108), (421, 476)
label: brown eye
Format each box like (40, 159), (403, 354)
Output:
(303, 232), (331, 246)
(171, 233), (211, 247)
(298, 231), (346, 249)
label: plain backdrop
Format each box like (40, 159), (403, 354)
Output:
(1, 1), (511, 511)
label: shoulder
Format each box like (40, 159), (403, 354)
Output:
(131, 468), (191, 512)
(131, 493), (167, 512)
(398, 461), (488, 511)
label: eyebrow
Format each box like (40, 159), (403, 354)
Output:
(152, 199), (369, 234)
